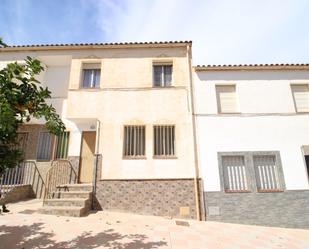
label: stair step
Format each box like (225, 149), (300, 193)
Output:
(52, 191), (92, 199)
(39, 206), (88, 217)
(57, 183), (93, 192)
(44, 198), (89, 207)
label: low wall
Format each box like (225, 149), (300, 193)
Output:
(0, 185), (35, 205)
(204, 190), (309, 229)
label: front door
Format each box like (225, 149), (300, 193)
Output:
(79, 131), (96, 183)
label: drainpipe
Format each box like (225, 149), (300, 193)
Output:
(92, 119), (101, 209)
(187, 44), (204, 221)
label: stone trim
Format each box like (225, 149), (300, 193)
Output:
(217, 151), (285, 193)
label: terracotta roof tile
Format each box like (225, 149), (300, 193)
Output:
(3, 40), (192, 49)
(195, 63), (309, 71)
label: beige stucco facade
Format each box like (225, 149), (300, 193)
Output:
(0, 43), (196, 180)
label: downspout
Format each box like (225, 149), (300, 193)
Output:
(187, 44), (203, 221)
(92, 119), (101, 209)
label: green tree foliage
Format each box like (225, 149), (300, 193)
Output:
(0, 37), (7, 47)
(0, 56), (65, 174)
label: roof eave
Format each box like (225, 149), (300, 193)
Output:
(194, 65), (309, 71)
(0, 41), (192, 52)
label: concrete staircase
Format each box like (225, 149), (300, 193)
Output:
(39, 183), (93, 217)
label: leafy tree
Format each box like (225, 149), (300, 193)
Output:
(0, 53), (65, 174)
(0, 37), (7, 47)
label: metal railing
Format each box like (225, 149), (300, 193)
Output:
(43, 160), (77, 205)
(0, 161), (45, 200)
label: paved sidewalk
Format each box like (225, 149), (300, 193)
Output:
(0, 199), (309, 249)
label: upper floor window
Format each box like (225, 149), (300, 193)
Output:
(82, 63), (101, 88)
(291, 84), (309, 112)
(153, 64), (172, 87)
(216, 85), (239, 113)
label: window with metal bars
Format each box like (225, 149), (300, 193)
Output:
(153, 125), (175, 157)
(55, 131), (70, 159)
(123, 126), (146, 158)
(253, 155), (281, 191)
(36, 132), (53, 161)
(222, 156), (248, 192)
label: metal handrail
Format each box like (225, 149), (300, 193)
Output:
(43, 159), (77, 205)
(0, 160), (45, 201)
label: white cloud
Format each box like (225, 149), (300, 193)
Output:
(92, 0), (309, 65)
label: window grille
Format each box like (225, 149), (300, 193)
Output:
(253, 155), (281, 191)
(55, 131), (70, 159)
(37, 132), (53, 160)
(153, 125), (175, 157)
(123, 126), (145, 157)
(222, 155), (248, 191)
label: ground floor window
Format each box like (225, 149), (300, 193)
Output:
(153, 125), (175, 158)
(55, 132), (70, 159)
(222, 155), (248, 192)
(37, 132), (53, 161)
(302, 145), (309, 181)
(123, 125), (146, 158)
(36, 131), (70, 161)
(218, 151), (285, 193)
(253, 155), (281, 191)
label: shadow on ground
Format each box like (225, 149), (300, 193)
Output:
(0, 222), (167, 249)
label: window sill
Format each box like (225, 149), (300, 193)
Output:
(122, 156), (147, 160)
(225, 190), (251, 193)
(257, 189), (284, 193)
(218, 112), (241, 115)
(79, 87), (100, 90)
(295, 111), (309, 114)
(152, 85), (174, 88)
(153, 156), (177, 160)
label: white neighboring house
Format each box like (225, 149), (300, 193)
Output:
(194, 64), (309, 228)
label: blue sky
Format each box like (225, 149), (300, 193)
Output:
(1, 0), (309, 65)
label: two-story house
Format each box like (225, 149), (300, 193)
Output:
(2, 42), (309, 228)
(194, 64), (309, 228)
(0, 41), (200, 219)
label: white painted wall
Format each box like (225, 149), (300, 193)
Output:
(194, 70), (309, 191)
